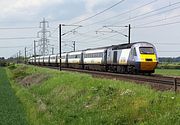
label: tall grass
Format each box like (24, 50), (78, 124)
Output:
(6, 65), (180, 125)
(0, 68), (28, 125)
(155, 69), (180, 76)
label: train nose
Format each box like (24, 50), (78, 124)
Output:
(140, 61), (158, 71)
(139, 54), (158, 71)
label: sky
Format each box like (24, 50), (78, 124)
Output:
(0, 0), (180, 58)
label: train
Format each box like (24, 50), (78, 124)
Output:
(28, 42), (158, 74)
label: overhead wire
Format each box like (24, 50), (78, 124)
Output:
(78, 33), (123, 45)
(0, 46), (26, 48)
(61, 0), (127, 41)
(153, 43), (180, 45)
(134, 21), (180, 28)
(0, 27), (39, 30)
(62, 26), (82, 37)
(62, 0), (165, 42)
(72, 0), (126, 24)
(50, 26), (59, 36)
(63, 0), (156, 41)
(64, 25), (128, 44)
(134, 13), (180, 27)
(0, 37), (37, 40)
(84, 0), (158, 27)
(112, 1), (180, 25)
(158, 51), (180, 52)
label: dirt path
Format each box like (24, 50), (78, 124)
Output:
(0, 68), (28, 125)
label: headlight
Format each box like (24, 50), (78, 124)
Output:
(141, 58), (145, 61)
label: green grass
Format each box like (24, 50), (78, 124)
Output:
(6, 65), (180, 125)
(0, 68), (28, 125)
(157, 63), (180, 69)
(155, 69), (180, 76)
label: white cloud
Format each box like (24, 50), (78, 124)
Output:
(0, 0), (64, 19)
(83, 0), (110, 13)
(140, 5), (154, 14)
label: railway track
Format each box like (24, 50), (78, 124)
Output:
(43, 66), (180, 92)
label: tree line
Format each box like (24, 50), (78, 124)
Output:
(159, 57), (180, 63)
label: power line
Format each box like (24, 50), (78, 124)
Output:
(62, 26), (82, 37)
(50, 26), (59, 36)
(72, 0), (126, 24)
(0, 37), (37, 40)
(78, 33), (121, 44)
(64, 25), (128, 44)
(85, 0), (158, 27)
(134, 13), (180, 27)
(134, 21), (180, 28)
(62, 0), (128, 40)
(112, 1), (180, 25)
(0, 27), (38, 30)
(158, 51), (180, 52)
(60, 0), (159, 42)
(129, 5), (180, 24)
(154, 43), (180, 45)
(0, 46), (26, 48)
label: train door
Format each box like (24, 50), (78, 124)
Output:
(81, 52), (84, 69)
(113, 51), (117, 64)
(104, 50), (107, 64)
(128, 48), (136, 64)
(133, 48), (137, 61)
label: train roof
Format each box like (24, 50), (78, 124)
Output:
(84, 42), (152, 50)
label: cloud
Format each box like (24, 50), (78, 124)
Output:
(84, 0), (102, 13)
(0, 0), (64, 21)
(140, 5), (154, 14)
(83, 0), (116, 13)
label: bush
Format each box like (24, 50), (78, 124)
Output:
(12, 66), (29, 79)
(157, 63), (180, 69)
(8, 64), (17, 70)
(0, 61), (7, 67)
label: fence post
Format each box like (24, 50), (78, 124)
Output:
(174, 77), (177, 92)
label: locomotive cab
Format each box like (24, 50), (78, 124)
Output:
(133, 42), (158, 73)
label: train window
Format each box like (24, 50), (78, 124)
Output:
(139, 47), (154, 54)
(100, 53), (103, 57)
(77, 55), (81, 58)
(68, 54), (80, 59)
(133, 48), (137, 56)
(84, 52), (103, 58)
(94, 53), (97, 58)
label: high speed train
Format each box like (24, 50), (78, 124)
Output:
(28, 42), (158, 74)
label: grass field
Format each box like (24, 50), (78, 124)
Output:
(155, 69), (180, 76)
(6, 65), (180, 125)
(0, 68), (28, 125)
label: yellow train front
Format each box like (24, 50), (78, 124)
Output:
(128, 42), (158, 74)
